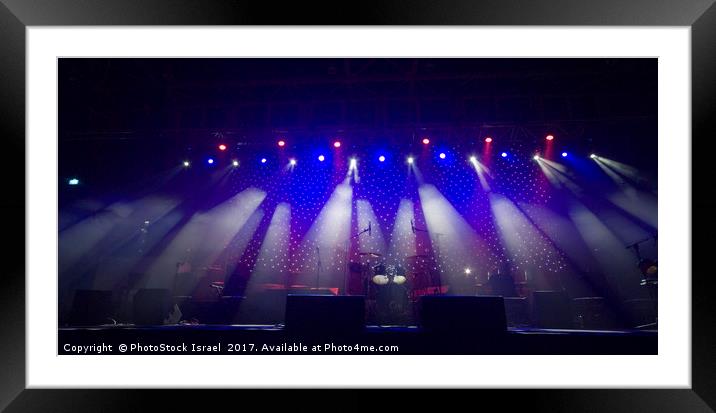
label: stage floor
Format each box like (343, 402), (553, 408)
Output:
(59, 324), (657, 355)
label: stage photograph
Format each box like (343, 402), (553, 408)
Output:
(57, 58), (658, 355)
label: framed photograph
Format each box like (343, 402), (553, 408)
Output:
(1, 0), (713, 410)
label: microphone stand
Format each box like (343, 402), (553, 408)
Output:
(411, 220), (443, 293)
(343, 222), (372, 295)
(315, 246), (322, 289)
(626, 235), (658, 329)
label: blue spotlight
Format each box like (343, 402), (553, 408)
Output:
(207, 158), (215, 165)
(501, 152), (508, 158)
(561, 152), (568, 158)
(318, 154), (325, 162)
(439, 152), (447, 159)
(68, 178), (79, 186)
(261, 158), (267, 164)
(378, 155), (386, 162)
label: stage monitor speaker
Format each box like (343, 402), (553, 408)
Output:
(532, 290), (573, 329)
(419, 295), (507, 333)
(68, 289), (114, 326)
(504, 296), (530, 328)
(624, 298), (657, 328)
(133, 288), (171, 325)
(572, 296), (613, 329)
(285, 295), (365, 335)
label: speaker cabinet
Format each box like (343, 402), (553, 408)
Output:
(532, 290), (573, 329)
(133, 288), (171, 325)
(68, 289), (114, 326)
(572, 296), (614, 329)
(504, 296), (531, 328)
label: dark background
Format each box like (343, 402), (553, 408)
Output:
(58, 58), (657, 202)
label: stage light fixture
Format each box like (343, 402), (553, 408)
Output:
(484, 137), (493, 143)
(561, 152), (568, 158)
(333, 141), (342, 148)
(207, 158), (215, 165)
(422, 138), (430, 145)
(378, 155), (386, 162)
(439, 153), (447, 159)
(533, 155), (540, 160)
(183, 161), (190, 167)
(407, 156), (414, 164)
(261, 158), (267, 164)
(290, 158), (297, 166)
(232, 160), (239, 167)
(546, 134), (554, 141)
(469, 156), (477, 163)
(590, 154), (597, 159)
(278, 140), (286, 147)
(68, 178), (79, 186)
(218, 144), (227, 151)
(349, 158), (358, 169)
(501, 152), (508, 158)
(464, 268), (471, 274)
(318, 154), (325, 162)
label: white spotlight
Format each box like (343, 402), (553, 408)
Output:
(290, 159), (297, 166)
(407, 156), (414, 164)
(590, 154), (597, 159)
(232, 160), (239, 167)
(349, 158), (357, 169)
(469, 156), (477, 163)
(533, 155), (540, 160)
(464, 268), (471, 274)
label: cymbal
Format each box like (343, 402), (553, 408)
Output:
(407, 254), (431, 258)
(358, 252), (382, 257)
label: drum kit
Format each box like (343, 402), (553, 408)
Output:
(342, 220), (443, 323)
(352, 251), (441, 289)
(370, 262), (407, 286)
(352, 250), (440, 324)
(352, 252), (408, 286)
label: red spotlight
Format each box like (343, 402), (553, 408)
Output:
(484, 137), (493, 143)
(218, 144), (227, 151)
(422, 138), (430, 145)
(333, 141), (341, 148)
(278, 140), (286, 147)
(545, 134), (554, 141)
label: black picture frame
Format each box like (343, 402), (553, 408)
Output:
(1, 0), (713, 410)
